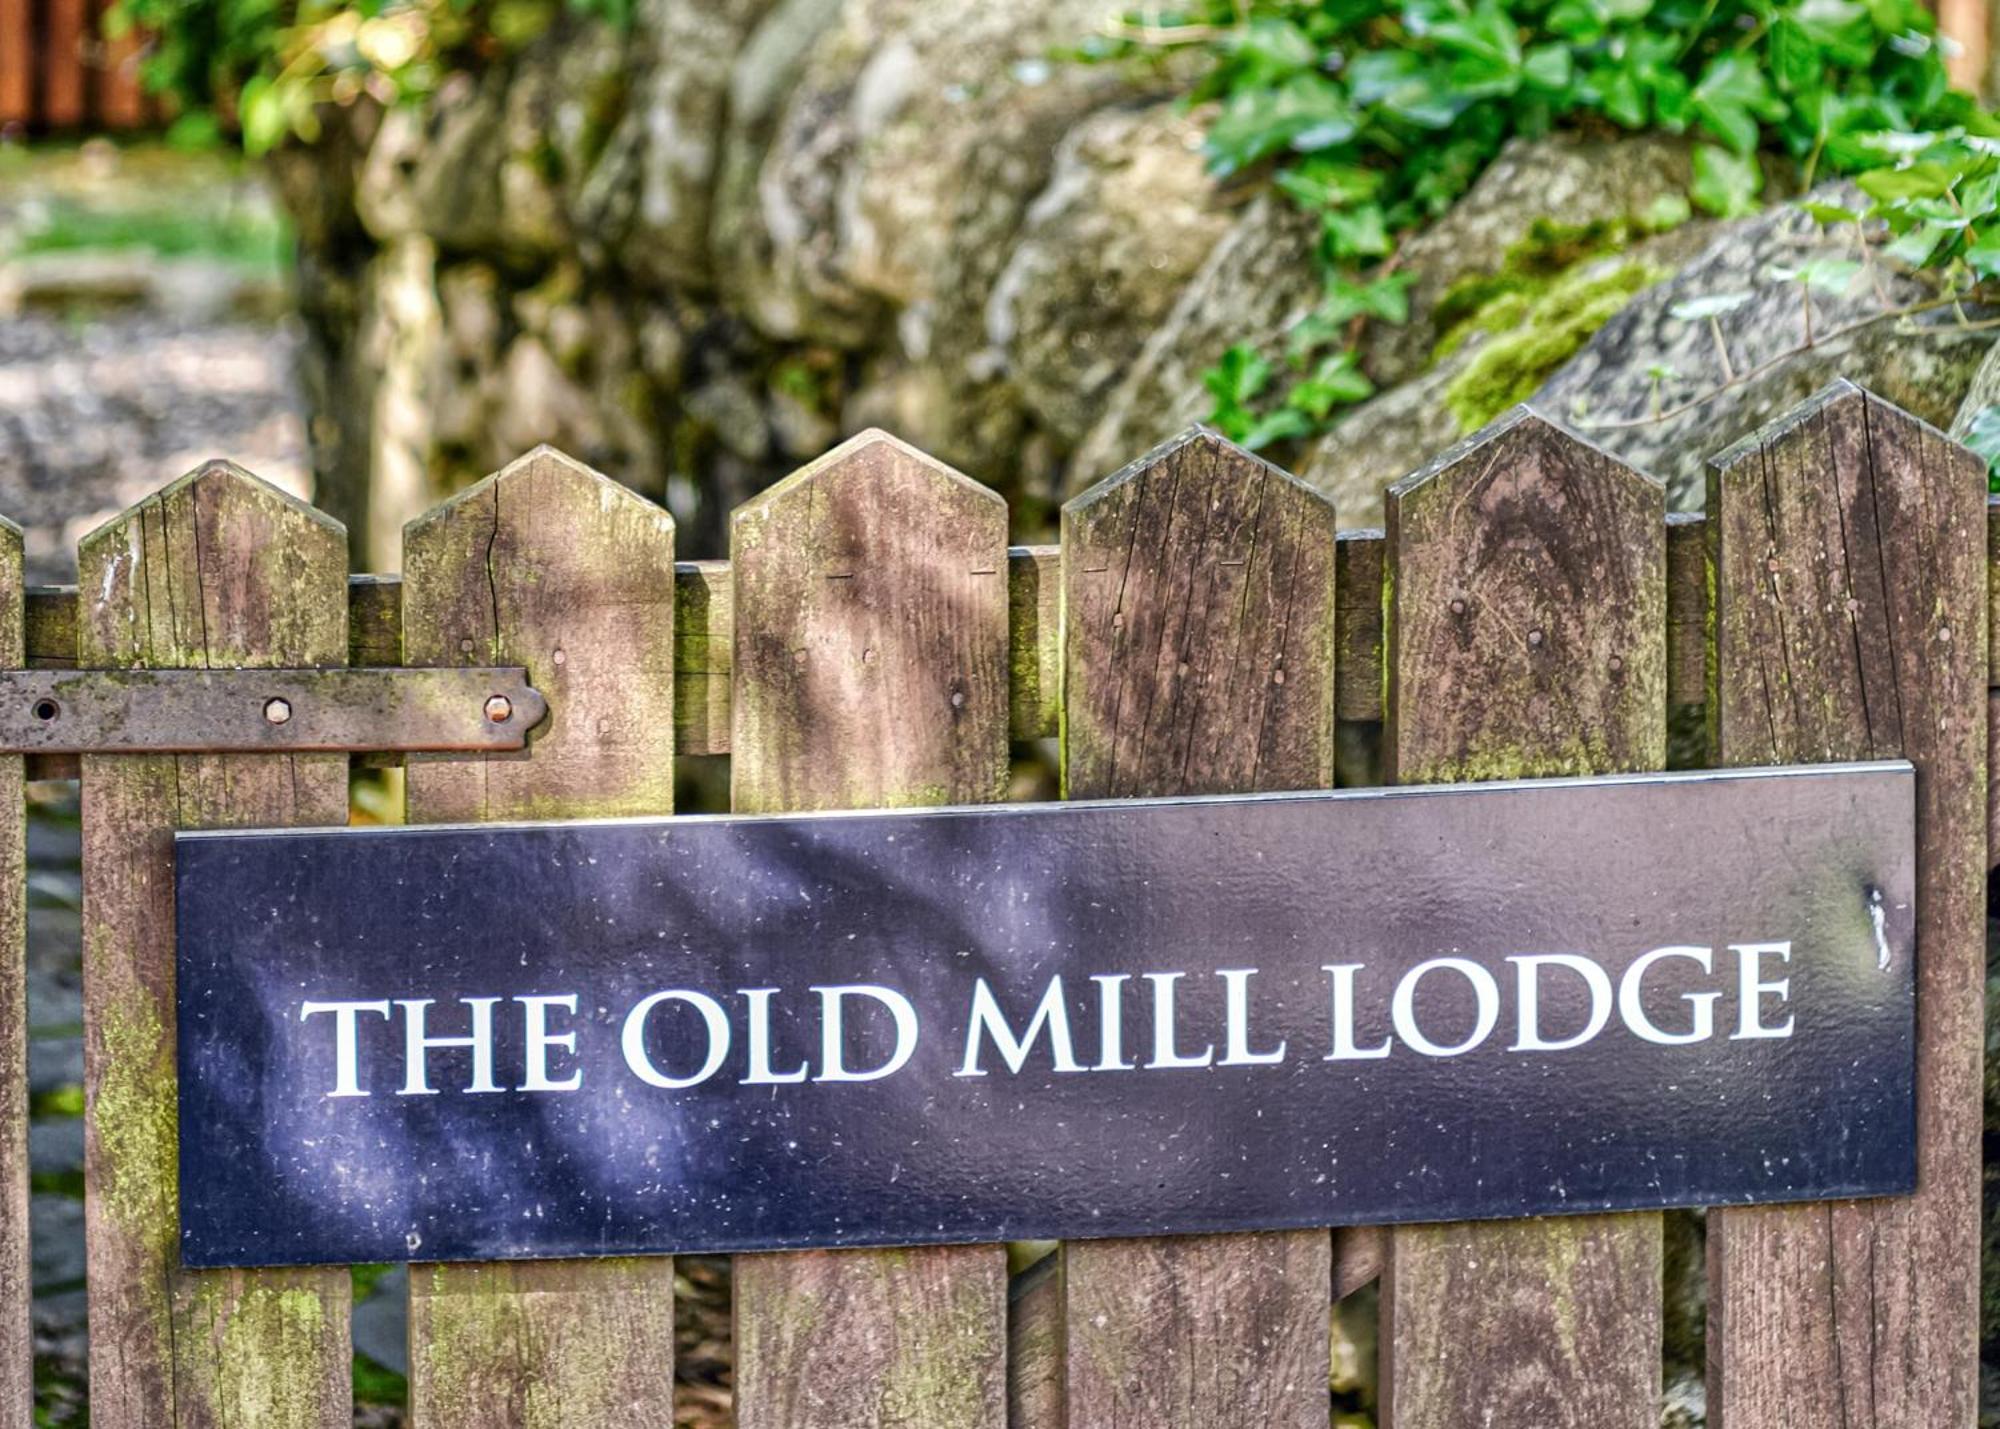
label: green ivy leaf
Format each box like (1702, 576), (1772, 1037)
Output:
(1690, 144), (1762, 217)
(1205, 344), (1274, 408)
(1691, 53), (1778, 153)
(1766, 258), (1864, 294)
(1288, 351), (1377, 417)
(1855, 160), (1958, 201)
(1668, 290), (1756, 321)
(1205, 75), (1361, 175)
(1960, 405), (2000, 492)
(1963, 233), (2000, 280)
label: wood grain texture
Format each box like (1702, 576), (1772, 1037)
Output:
(1705, 382), (1986, 1429)
(96, 24), (148, 128)
(41, 0), (85, 126)
(1982, 496), (1997, 687)
(1060, 426), (1335, 1429)
(1381, 407), (1664, 1429)
(0, 0), (28, 127)
(1007, 1254), (1063, 1429)
(732, 429), (1010, 813)
(401, 445), (678, 1427)
(1666, 511), (1706, 707)
(0, 517), (25, 1425)
(1064, 427), (1339, 798)
(1010, 544), (1060, 741)
(78, 462), (351, 1428)
(676, 559), (731, 755)
(1335, 530), (1383, 721)
(730, 429), (1009, 1429)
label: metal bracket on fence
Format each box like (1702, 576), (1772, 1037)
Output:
(0, 667), (547, 755)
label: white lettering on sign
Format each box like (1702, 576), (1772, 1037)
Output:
(295, 942), (1796, 1098)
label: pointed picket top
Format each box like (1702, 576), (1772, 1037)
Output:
(402, 443), (677, 822)
(1706, 380), (1982, 764)
(1707, 377), (1963, 477)
(733, 428), (1003, 556)
(1386, 404), (1665, 784)
(1065, 424), (1332, 521)
(730, 428), (1011, 813)
(405, 443), (673, 553)
(1062, 424), (1339, 799)
(78, 458), (347, 668)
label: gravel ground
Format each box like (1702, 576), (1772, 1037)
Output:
(0, 310), (309, 583)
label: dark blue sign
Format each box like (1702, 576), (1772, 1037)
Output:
(175, 762), (1915, 1268)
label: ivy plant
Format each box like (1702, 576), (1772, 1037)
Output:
(105, 0), (626, 152)
(1082, 0), (1989, 449)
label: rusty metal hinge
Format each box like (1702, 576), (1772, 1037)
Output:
(0, 668), (547, 754)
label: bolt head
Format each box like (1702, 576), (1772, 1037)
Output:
(485, 695), (514, 724)
(263, 697), (292, 726)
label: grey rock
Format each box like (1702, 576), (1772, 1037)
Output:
(1303, 226), (1715, 520)
(1950, 336), (2000, 438)
(352, 1264), (411, 1374)
(29, 1116), (83, 1175)
(571, 0), (773, 291)
(1366, 133), (1696, 387)
(1533, 191), (1997, 505)
(1071, 190), (1321, 488)
(989, 101), (1232, 445)
(30, 1193), (84, 1291)
(28, 1035), (81, 1097)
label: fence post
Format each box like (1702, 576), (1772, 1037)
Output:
(729, 430), (1010, 1429)
(0, 516), (24, 1424)
(1705, 383), (1986, 1426)
(1058, 428), (1337, 1427)
(1380, 409), (1665, 1427)
(78, 463), (352, 1426)
(401, 446), (680, 1425)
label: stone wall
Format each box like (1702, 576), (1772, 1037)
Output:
(278, 0), (2000, 572)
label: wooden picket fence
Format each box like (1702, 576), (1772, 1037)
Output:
(0, 376), (1984, 1426)
(0, 0), (152, 132)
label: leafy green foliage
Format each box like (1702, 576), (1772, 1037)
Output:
(103, 0), (611, 153)
(1087, 0), (1983, 446)
(1958, 404), (2000, 492)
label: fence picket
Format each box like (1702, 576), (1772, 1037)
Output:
(78, 463), (351, 1426)
(401, 446), (679, 1426)
(1380, 409), (1664, 1428)
(40, 0), (84, 127)
(729, 430), (1009, 1429)
(0, 517), (24, 1425)
(0, 0), (28, 128)
(1058, 427), (1337, 1428)
(1705, 382), (1986, 1427)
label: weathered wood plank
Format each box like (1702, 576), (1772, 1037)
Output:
(348, 573), (400, 666)
(401, 445), (678, 1426)
(675, 559), (731, 755)
(1335, 529), (1383, 722)
(1983, 495), (1997, 685)
(1060, 427), (1335, 1429)
(730, 429), (1009, 1429)
(27, 587), (78, 668)
(78, 462), (351, 1428)
(0, 517), (26, 1425)
(96, 24), (148, 129)
(1666, 510), (1705, 706)
(1010, 544), (1060, 740)
(1706, 382), (1985, 1429)
(41, 0), (86, 127)
(1007, 1255), (1063, 1429)
(0, 0), (29, 127)
(1381, 407), (1664, 1429)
